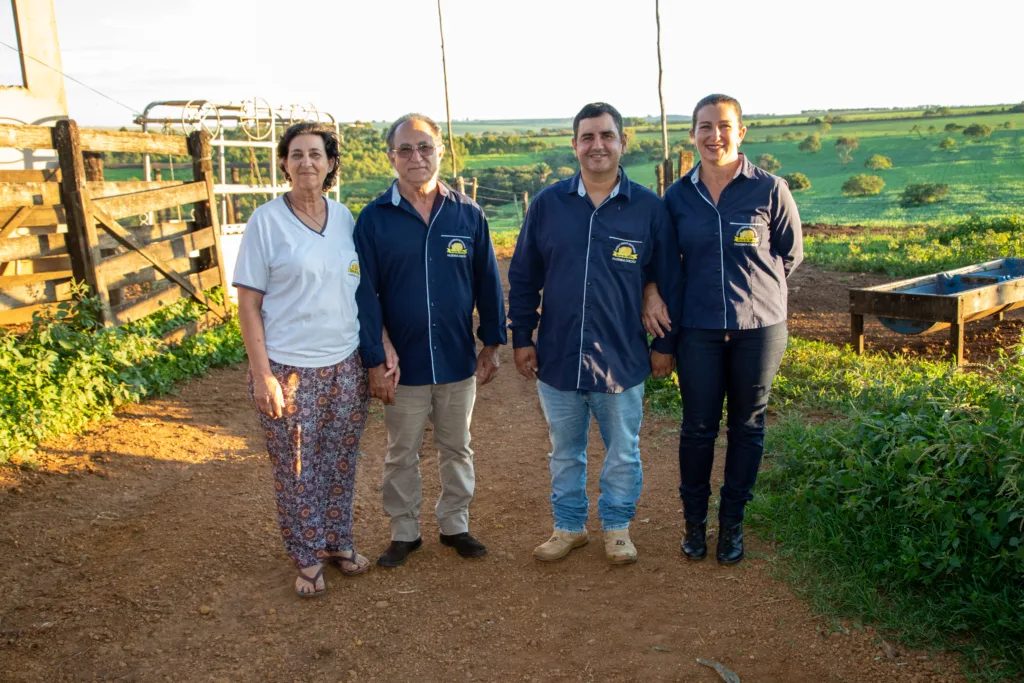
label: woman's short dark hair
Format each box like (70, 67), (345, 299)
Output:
(573, 102), (624, 139)
(277, 122), (341, 192)
(691, 94), (743, 130)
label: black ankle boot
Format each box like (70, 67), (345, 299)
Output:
(716, 521), (744, 565)
(680, 521), (707, 560)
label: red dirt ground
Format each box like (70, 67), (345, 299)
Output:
(0, 258), (994, 683)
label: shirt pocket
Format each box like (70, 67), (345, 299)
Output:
(606, 234), (644, 271)
(339, 248), (361, 290)
(728, 215), (768, 250)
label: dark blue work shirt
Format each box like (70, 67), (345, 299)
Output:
(508, 168), (683, 394)
(663, 154), (803, 330)
(355, 181), (506, 386)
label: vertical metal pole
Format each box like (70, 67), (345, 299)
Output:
(219, 129), (227, 225)
(438, 0), (458, 181)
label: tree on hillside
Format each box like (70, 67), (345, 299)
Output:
(835, 136), (859, 167)
(864, 154), (893, 171)
(1009, 102), (1024, 113)
(818, 121), (832, 135)
(842, 174), (885, 196)
(927, 125), (937, 135)
(901, 183), (950, 206)
(944, 123), (964, 132)
(798, 134), (822, 153)
(781, 131), (798, 141)
(765, 134), (778, 143)
(909, 124), (923, 138)
(757, 153), (782, 173)
(962, 123), (993, 141)
(1005, 121), (1016, 129)
(783, 172), (811, 191)
(938, 137), (958, 152)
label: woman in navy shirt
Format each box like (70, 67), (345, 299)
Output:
(646, 94), (802, 565)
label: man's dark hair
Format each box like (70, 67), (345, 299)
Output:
(277, 122), (341, 192)
(573, 102), (624, 139)
(691, 94), (743, 130)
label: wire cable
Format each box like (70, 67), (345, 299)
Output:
(0, 39), (140, 116)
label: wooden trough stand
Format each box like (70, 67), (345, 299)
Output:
(849, 258), (1024, 366)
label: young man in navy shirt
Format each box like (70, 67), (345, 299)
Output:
(508, 103), (682, 565)
(355, 113), (506, 568)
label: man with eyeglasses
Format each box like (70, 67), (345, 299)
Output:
(355, 113), (506, 568)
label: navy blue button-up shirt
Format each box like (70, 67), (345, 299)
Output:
(508, 168), (683, 394)
(355, 181), (507, 386)
(663, 154), (803, 330)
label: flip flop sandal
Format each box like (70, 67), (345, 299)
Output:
(327, 549), (370, 576)
(295, 565), (326, 598)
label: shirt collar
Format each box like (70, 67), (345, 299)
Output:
(567, 166), (631, 201)
(382, 178), (451, 206)
(689, 153), (755, 184)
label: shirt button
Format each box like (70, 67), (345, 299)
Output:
(716, 268), (721, 273)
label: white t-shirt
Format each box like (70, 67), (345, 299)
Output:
(232, 195), (361, 368)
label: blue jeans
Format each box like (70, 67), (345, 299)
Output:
(677, 323), (788, 525)
(536, 380), (645, 533)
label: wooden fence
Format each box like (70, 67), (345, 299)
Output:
(0, 121), (229, 339)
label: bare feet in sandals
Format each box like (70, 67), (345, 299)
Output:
(295, 563), (325, 597)
(326, 549), (371, 576)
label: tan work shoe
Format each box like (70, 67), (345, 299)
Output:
(533, 529), (589, 561)
(604, 528), (638, 565)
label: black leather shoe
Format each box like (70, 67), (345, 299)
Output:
(376, 537), (422, 568)
(439, 532), (488, 558)
(680, 521), (707, 560)
(716, 522), (744, 565)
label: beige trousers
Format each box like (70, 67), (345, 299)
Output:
(382, 376), (477, 541)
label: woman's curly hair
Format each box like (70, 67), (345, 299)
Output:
(277, 122), (341, 192)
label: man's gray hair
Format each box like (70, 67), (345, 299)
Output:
(385, 113), (444, 149)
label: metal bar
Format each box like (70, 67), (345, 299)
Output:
(210, 139), (276, 149)
(213, 184), (288, 195)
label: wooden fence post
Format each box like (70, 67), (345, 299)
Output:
(655, 164), (664, 197)
(678, 150), (694, 178)
(53, 120), (111, 325)
(228, 167), (240, 224)
(187, 130), (229, 314)
(471, 177), (478, 203)
(522, 191), (529, 213)
(456, 176), (466, 195)
(662, 158), (674, 189)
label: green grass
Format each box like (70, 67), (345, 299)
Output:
(646, 337), (1024, 680)
(804, 214), (1024, 277)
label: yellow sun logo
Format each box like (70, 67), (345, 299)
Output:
(447, 239), (468, 256)
(612, 243), (639, 262)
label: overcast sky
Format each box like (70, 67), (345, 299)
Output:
(3, 0), (1022, 127)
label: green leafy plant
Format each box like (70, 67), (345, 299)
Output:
(841, 174), (885, 196)
(0, 284), (244, 466)
(783, 172), (812, 191)
(901, 183), (950, 207)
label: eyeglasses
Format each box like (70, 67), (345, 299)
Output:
(391, 143), (438, 159)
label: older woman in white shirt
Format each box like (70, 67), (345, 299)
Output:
(234, 122), (382, 597)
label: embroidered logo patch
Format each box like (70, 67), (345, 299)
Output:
(733, 226), (760, 246)
(347, 259), (360, 278)
(447, 238), (468, 258)
(611, 242), (639, 263)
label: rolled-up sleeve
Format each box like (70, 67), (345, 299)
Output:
(507, 202), (544, 349)
(646, 202), (683, 355)
(770, 179), (803, 278)
(354, 211), (386, 368)
(472, 212), (507, 347)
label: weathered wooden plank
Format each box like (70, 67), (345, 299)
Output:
(103, 256), (194, 292)
(958, 279), (1024, 317)
(1, 180), (189, 208)
(188, 130), (229, 315)
(0, 206), (36, 240)
(161, 312), (217, 345)
(0, 123), (54, 151)
(92, 182), (208, 221)
(0, 206), (64, 228)
(79, 129), (188, 156)
(0, 270), (72, 287)
(849, 289), (960, 322)
(97, 226), (215, 280)
(0, 169), (59, 183)
(111, 267), (221, 325)
(0, 278), (73, 310)
(3, 255), (72, 274)
(92, 207), (226, 319)
(0, 302), (59, 326)
(0, 233), (67, 261)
